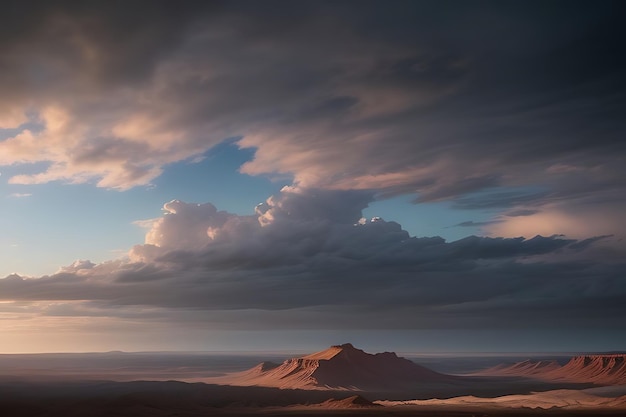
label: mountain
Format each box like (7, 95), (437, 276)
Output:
(479, 354), (626, 385)
(210, 343), (454, 390)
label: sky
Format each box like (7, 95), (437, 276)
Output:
(0, 0), (625, 353)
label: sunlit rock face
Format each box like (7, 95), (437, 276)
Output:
(211, 343), (454, 390)
(482, 354), (626, 385)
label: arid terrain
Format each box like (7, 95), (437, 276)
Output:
(1, 345), (626, 416)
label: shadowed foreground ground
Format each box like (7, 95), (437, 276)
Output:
(1, 379), (625, 417)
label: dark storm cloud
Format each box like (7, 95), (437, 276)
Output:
(451, 189), (551, 210)
(0, 0), (623, 218)
(507, 209), (540, 217)
(568, 235), (613, 251)
(1, 189), (624, 330)
(453, 220), (503, 228)
(0, 0), (211, 89)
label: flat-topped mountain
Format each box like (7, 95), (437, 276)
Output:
(479, 354), (626, 385)
(210, 343), (454, 390)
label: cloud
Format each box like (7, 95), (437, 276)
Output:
(0, 2), (622, 239)
(1, 188), (623, 332)
(145, 200), (237, 249)
(486, 204), (626, 241)
(506, 209), (540, 217)
(57, 259), (96, 274)
(452, 220), (503, 228)
(0, 2), (624, 340)
(568, 235), (613, 251)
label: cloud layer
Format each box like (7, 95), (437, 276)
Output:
(0, 1), (624, 237)
(0, 2), (625, 348)
(1, 188), (623, 334)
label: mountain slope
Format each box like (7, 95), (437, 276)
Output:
(555, 355), (626, 385)
(210, 343), (454, 390)
(478, 354), (626, 385)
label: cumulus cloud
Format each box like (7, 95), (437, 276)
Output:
(1, 188), (623, 333)
(57, 259), (96, 274)
(145, 200), (236, 249)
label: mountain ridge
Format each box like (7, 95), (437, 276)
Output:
(478, 354), (626, 385)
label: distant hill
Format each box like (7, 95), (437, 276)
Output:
(210, 343), (454, 390)
(478, 354), (626, 385)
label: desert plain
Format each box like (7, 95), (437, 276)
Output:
(1, 343), (626, 416)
